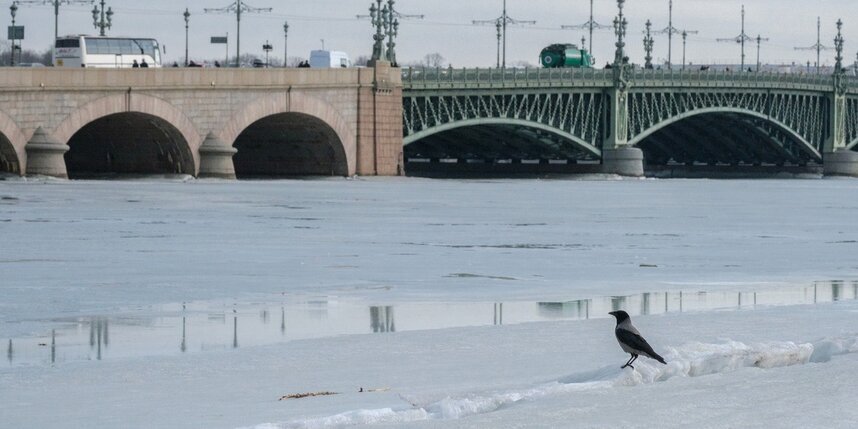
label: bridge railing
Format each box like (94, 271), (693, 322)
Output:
(402, 66), (852, 93)
(628, 68), (835, 91)
(401, 67), (613, 90)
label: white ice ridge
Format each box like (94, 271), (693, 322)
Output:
(245, 336), (858, 429)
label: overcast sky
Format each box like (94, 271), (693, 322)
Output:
(2, 0), (856, 67)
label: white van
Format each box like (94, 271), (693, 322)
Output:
(309, 50), (351, 68)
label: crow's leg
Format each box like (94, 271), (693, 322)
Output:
(621, 354), (636, 369)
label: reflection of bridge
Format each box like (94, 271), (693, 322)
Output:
(402, 67), (858, 176)
(0, 65), (403, 178)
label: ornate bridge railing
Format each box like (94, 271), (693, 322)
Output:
(402, 67), (851, 92)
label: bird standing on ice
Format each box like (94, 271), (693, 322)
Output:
(609, 310), (667, 369)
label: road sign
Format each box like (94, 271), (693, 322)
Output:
(8, 26), (24, 40)
(210, 36), (227, 44)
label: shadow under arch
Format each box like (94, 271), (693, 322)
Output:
(53, 92), (202, 177)
(404, 119), (603, 176)
(219, 92), (355, 177)
(65, 112), (196, 178)
(232, 112), (349, 177)
(404, 118), (602, 157)
(0, 110), (26, 175)
(629, 107), (822, 162)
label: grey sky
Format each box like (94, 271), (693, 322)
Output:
(2, 0), (856, 67)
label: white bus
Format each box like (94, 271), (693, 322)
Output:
(54, 35), (162, 68)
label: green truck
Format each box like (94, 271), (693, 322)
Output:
(539, 44), (594, 68)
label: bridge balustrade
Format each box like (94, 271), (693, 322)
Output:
(402, 67), (612, 90)
(403, 66), (851, 94)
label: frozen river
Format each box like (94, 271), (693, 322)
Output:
(2, 176), (858, 428)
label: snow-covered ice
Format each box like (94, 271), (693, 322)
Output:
(2, 177), (858, 428)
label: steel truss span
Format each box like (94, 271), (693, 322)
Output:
(402, 68), (858, 173)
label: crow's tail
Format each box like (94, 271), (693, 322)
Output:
(650, 351), (667, 365)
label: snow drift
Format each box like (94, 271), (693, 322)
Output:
(247, 335), (856, 429)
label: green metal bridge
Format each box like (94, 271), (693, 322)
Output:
(401, 67), (858, 176)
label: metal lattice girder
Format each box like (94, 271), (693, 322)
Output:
(402, 68), (858, 162)
(846, 96), (858, 150)
(403, 90), (606, 157)
(626, 89), (827, 159)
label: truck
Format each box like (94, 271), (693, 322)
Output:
(539, 44), (593, 68)
(309, 50), (351, 68)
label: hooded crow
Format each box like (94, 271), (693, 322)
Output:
(608, 310), (666, 369)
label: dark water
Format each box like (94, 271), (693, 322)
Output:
(4, 280), (857, 368)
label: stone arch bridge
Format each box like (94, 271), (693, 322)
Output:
(402, 67), (858, 176)
(0, 65), (402, 178)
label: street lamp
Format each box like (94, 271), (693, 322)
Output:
(183, 8), (190, 66)
(283, 21), (288, 67)
(262, 40), (272, 67)
(92, 0), (113, 36)
(16, 1), (91, 45)
(643, 19), (654, 69)
(10, 2), (18, 67)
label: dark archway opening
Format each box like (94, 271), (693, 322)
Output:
(405, 124), (601, 177)
(232, 113), (348, 178)
(65, 112), (194, 179)
(637, 112), (823, 178)
(0, 133), (20, 176)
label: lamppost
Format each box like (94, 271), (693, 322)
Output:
(16, 1), (91, 45)
(717, 5), (754, 71)
(682, 31), (688, 70)
(283, 21), (288, 67)
(655, 0), (698, 69)
(385, 0), (399, 66)
(613, 0), (628, 69)
(369, 0), (386, 64)
(834, 19), (844, 75)
(262, 40), (272, 67)
(183, 8), (190, 66)
(92, 0), (113, 36)
(643, 19), (654, 69)
(473, 0), (535, 68)
(9, 2), (18, 67)
(494, 21), (503, 68)
(562, 0), (612, 56)
(205, 1), (272, 67)
(754, 34), (769, 72)
(795, 17), (832, 75)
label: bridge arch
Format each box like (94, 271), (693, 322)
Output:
(0, 109), (26, 175)
(628, 107), (822, 160)
(218, 92), (354, 177)
(404, 118), (602, 157)
(847, 139), (858, 151)
(53, 94), (201, 177)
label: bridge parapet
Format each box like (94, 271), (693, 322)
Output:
(402, 67), (851, 93)
(627, 69), (840, 92)
(402, 67), (612, 90)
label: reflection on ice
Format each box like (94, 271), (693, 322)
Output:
(4, 280), (857, 368)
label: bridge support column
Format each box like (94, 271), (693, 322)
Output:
(824, 150), (858, 177)
(357, 61), (404, 176)
(25, 127), (69, 178)
(198, 132), (237, 179)
(602, 147), (645, 177)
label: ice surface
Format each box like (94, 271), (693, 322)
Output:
(3, 178), (858, 428)
(253, 335), (853, 428)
